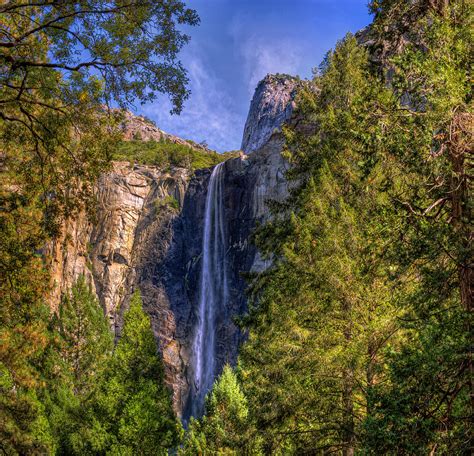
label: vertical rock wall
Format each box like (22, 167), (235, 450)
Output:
(241, 74), (300, 154)
(50, 74), (299, 416)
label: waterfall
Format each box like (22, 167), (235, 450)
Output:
(191, 162), (228, 417)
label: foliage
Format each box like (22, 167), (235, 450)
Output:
(0, 1), (199, 115)
(236, 1), (472, 454)
(239, 35), (403, 454)
(55, 276), (113, 395)
(73, 291), (182, 455)
(180, 365), (258, 455)
(364, 307), (471, 454)
(2, 0), (472, 454)
(0, 2), (198, 452)
(0, 0), (199, 224)
(0, 194), (52, 454)
(359, 1), (473, 453)
(154, 195), (181, 213)
(40, 277), (113, 455)
(0, 369), (53, 455)
(114, 139), (238, 171)
(34, 285), (181, 455)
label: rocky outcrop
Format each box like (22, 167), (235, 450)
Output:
(48, 161), (191, 408)
(48, 161), (189, 320)
(241, 74), (300, 154)
(51, 75), (301, 416)
(120, 110), (210, 152)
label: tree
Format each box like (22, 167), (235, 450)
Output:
(0, 198), (52, 454)
(0, 368), (53, 455)
(240, 35), (401, 455)
(1, 0), (199, 223)
(56, 276), (113, 395)
(39, 277), (113, 454)
(239, 2), (471, 454)
(364, 308), (471, 454)
(0, 1), (198, 114)
(0, 3), (199, 451)
(1, 276), (112, 455)
(361, 1), (473, 452)
(74, 291), (181, 455)
(180, 365), (256, 455)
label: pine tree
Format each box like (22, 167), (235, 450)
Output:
(74, 291), (182, 455)
(362, 1), (473, 452)
(240, 2), (471, 454)
(240, 35), (401, 454)
(0, 199), (52, 454)
(57, 276), (113, 396)
(40, 277), (113, 454)
(180, 365), (256, 455)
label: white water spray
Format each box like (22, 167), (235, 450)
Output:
(191, 162), (228, 416)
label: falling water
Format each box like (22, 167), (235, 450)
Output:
(191, 162), (228, 417)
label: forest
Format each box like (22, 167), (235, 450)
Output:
(0, 0), (472, 455)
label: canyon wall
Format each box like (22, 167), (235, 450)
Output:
(50, 74), (297, 416)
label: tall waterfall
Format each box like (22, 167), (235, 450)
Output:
(191, 162), (228, 417)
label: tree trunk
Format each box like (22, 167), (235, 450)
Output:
(342, 370), (355, 456)
(366, 332), (376, 419)
(449, 111), (473, 415)
(342, 299), (355, 456)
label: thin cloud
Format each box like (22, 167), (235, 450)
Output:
(242, 38), (304, 94)
(229, 14), (305, 95)
(141, 45), (242, 152)
(132, 1), (370, 152)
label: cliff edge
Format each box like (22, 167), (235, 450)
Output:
(241, 74), (301, 154)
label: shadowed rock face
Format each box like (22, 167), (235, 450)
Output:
(48, 161), (192, 408)
(50, 75), (297, 417)
(48, 162), (189, 319)
(169, 132), (290, 418)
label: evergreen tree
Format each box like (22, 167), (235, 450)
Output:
(240, 35), (401, 454)
(56, 276), (113, 396)
(74, 291), (181, 455)
(0, 371), (53, 455)
(362, 1), (473, 452)
(240, 1), (471, 454)
(0, 2), (199, 451)
(180, 365), (256, 455)
(40, 277), (113, 454)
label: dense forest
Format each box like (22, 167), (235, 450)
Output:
(1, 0), (472, 455)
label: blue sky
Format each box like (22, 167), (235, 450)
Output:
(138, 0), (371, 152)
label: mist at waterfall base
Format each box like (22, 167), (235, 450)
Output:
(188, 162), (229, 420)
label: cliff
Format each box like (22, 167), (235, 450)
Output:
(50, 74), (299, 416)
(241, 74), (301, 154)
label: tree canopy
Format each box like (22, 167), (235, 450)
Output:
(0, 2), (198, 453)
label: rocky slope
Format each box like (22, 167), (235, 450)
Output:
(120, 110), (210, 152)
(50, 74), (299, 416)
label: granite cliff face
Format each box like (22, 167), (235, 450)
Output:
(48, 161), (191, 406)
(241, 74), (300, 153)
(166, 130), (290, 418)
(51, 74), (298, 417)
